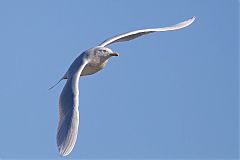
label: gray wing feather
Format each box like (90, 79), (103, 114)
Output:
(57, 57), (88, 156)
(98, 16), (195, 47)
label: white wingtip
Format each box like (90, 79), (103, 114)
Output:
(191, 16), (196, 22)
(58, 146), (72, 157)
(181, 16), (196, 27)
(189, 16), (196, 24)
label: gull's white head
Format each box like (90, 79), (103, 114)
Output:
(94, 46), (119, 57)
(90, 46), (119, 64)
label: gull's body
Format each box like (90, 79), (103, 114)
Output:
(50, 17), (196, 156)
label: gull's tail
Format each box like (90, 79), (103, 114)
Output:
(48, 77), (65, 90)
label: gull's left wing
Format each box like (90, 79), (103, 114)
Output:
(98, 16), (195, 47)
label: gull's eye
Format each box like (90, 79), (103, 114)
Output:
(98, 49), (107, 54)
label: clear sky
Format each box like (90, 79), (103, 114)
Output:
(0, 0), (238, 159)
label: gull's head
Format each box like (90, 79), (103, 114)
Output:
(94, 47), (119, 60)
(85, 47), (119, 66)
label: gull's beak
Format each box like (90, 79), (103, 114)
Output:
(110, 52), (119, 56)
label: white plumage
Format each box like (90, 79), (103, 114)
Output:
(50, 16), (196, 156)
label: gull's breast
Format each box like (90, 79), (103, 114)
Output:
(80, 63), (104, 76)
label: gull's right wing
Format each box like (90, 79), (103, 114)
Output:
(57, 56), (88, 156)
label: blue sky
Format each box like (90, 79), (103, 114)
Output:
(0, 0), (238, 159)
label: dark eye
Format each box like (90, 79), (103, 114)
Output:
(98, 49), (107, 54)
